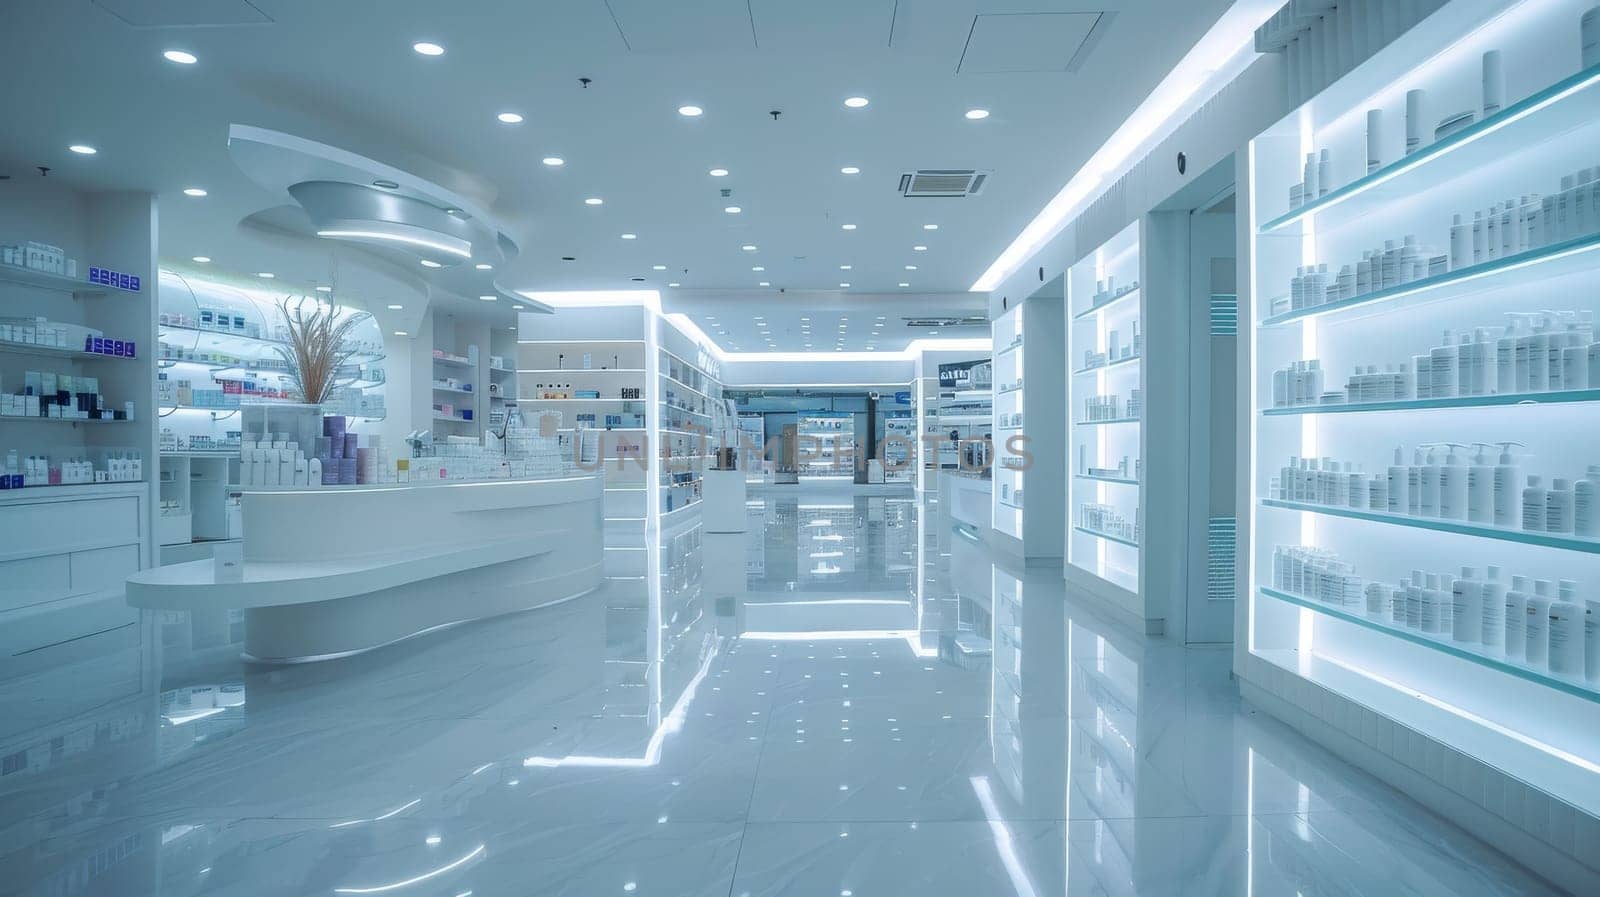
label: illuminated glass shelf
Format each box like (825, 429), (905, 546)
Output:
(998, 499), (1024, 512)
(1, 340), (135, 362)
(1263, 388), (1600, 416)
(1259, 498), (1600, 553)
(1258, 587), (1600, 704)
(1074, 416), (1141, 427)
(1071, 355), (1141, 377)
(1072, 287), (1140, 320)
(1260, 63), (1600, 234)
(0, 265), (106, 296)
(996, 340), (1024, 357)
(1261, 231), (1600, 328)
(1073, 525), (1138, 548)
(1075, 473), (1139, 486)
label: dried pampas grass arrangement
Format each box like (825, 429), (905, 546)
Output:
(274, 297), (361, 404)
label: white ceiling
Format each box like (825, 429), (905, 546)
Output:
(0, 0), (1234, 348)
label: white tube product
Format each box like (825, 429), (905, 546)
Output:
(1479, 565), (1506, 652)
(1365, 108), (1383, 174)
(1482, 49), (1505, 117)
(1586, 6), (1600, 69)
(1451, 566), (1481, 643)
(1405, 89), (1426, 156)
(1586, 599), (1600, 684)
(1525, 580), (1555, 668)
(1505, 576), (1530, 660)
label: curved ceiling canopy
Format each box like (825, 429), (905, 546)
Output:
(289, 180), (474, 266)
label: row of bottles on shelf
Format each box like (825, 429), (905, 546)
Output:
(160, 429), (239, 453)
(1082, 276), (1140, 313)
(528, 383), (643, 400)
(1271, 548), (1598, 685)
(1079, 502), (1139, 544)
(999, 481), (1023, 507)
(1286, 30), (1599, 211)
(159, 374), (291, 407)
(1272, 311), (1600, 407)
(1078, 447), (1139, 482)
(1081, 390), (1143, 421)
(1, 240), (76, 277)
(3, 316), (136, 357)
(1270, 446), (1599, 537)
(162, 308), (384, 356)
(3, 371), (131, 421)
(1, 448), (142, 488)
(1279, 161), (1600, 314)
(1079, 320), (1142, 370)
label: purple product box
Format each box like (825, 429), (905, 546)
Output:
(344, 434), (359, 459)
(338, 458), (357, 484)
(321, 461), (340, 485)
(328, 433), (346, 459)
(322, 415), (347, 438)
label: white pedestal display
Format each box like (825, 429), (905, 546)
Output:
(702, 469), (748, 533)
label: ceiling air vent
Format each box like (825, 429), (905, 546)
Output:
(898, 169), (989, 198)
(903, 315), (989, 328)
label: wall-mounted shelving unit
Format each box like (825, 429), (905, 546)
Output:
(991, 282), (1065, 564)
(797, 412), (854, 482)
(1067, 223), (1143, 600)
(1241, 2), (1600, 880)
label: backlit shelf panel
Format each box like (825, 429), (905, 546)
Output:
(1262, 388), (1600, 416)
(1072, 355), (1141, 377)
(1259, 498), (1600, 554)
(1072, 287), (1141, 320)
(1073, 525), (1138, 549)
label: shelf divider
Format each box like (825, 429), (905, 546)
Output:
(1259, 497), (1600, 553)
(1263, 388), (1600, 416)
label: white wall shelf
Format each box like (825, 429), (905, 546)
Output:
(1242, 3), (1600, 883)
(0, 264), (107, 296)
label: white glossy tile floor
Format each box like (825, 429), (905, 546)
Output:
(0, 488), (1579, 896)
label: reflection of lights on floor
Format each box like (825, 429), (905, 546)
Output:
(333, 844), (485, 894)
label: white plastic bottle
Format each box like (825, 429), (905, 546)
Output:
(1525, 580), (1555, 668)
(1467, 443), (1496, 523)
(1548, 581), (1583, 676)
(1547, 478), (1576, 533)
(1479, 565), (1506, 652)
(1505, 576), (1531, 660)
(1493, 442), (1524, 527)
(1451, 567), (1482, 643)
(1576, 464), (1600, 537)
(1449, 214), (1471, 269)
(1418, 444), (1442, 517)
(1527, 317), (1551, 391)
(1523, 474), (1548, 532)
(1438, 443), (1469, 520)
(1408, 447), (1427, 515)
(1387, 446), (1410, 514)
(1407, 569), (1425, 629)
(1430, 330), (1458, 397)
(1421, 573), (1444, 634)
(308, 457), (323, 489)
(1586, 598), (1599, 685)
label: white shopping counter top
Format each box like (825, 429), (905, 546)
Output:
(127, 474), (604, 663)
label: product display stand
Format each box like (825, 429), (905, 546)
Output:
(1241, 3), (1600, 887)
(797, 412), (855, 482)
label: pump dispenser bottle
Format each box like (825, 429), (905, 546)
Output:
(1479, 565), (1506, 652)
(1451, 567), (1481, 643)
(1467, 443), (1495, 523)
(1418, 444), (1442, 516)
(1493, 442), (1524, 527)
(1438, 443), (1469, 520)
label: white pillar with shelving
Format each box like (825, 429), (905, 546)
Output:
(991, 284), (1065, 565)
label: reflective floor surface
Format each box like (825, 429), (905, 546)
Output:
(0, 487), (1577, 896)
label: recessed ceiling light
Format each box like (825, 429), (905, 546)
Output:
(68, 145), (97, 155)
(372, 179), (400, 190)
(678, 105), (704, 117)
(257, 272), (275, 278)
(839, 265), (852, 270)
(162, 49), (198, 65)
(191, 256), (210, 263)
(965, 109), (991, 120)
(759, 281), (771, 286)
(315, 285), (333, 292)
(387, 304), (404, 310)
(475, 263), (493, 270)
(913, 245), (927, 251)
(652, 265), (667, 270)
(497, 112), (524, 124)
(542, 157), (564, 166)
(620, 233), (637, 240)
(839, 282), (851, 288)
(904, 265), (918, 270)
(841, 224), (857, 231)
(752, 266), (765, 272)
(669, 282), (681, 287)
(843, 97), (869, 109)
(923, 224), (939, 230)
(420, 259), (442, 268)
(584, 197), (604, 205)
(724, 206), (742, 214)
(412, 42), (444, 56)
(480, 294), (497, 301)
(742, 244), (758, 252)
(183, 187), (207, 197)
(395, 330), (409, 336)
(709, 168), (729, 177)
(840, 166), (861, 175)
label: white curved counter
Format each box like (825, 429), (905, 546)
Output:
(127, 475), (604, 663)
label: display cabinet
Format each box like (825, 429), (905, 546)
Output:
(797, 412), (855, 482)
(1241, 1), (1600, 882)
(991, 282), (1065, 564)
